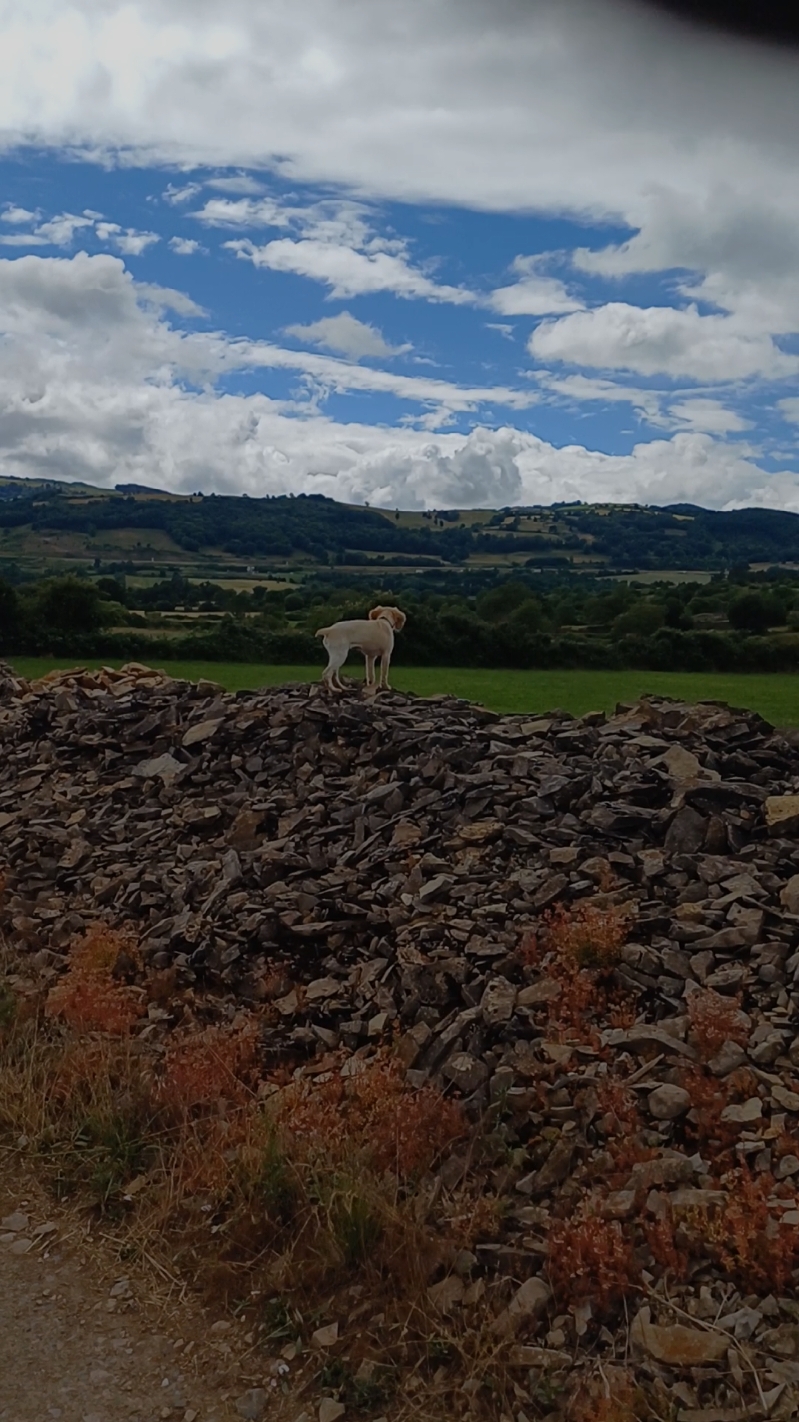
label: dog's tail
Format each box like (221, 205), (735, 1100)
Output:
(314, 627), (331, 639)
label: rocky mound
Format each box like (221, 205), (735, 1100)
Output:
(4, 660), (799, 1414)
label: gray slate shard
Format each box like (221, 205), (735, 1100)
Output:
(665, 805), (707, 855)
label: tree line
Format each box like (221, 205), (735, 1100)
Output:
(4, 565), (799, 673)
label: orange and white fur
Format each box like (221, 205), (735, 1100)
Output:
(315, 605), (407, 692)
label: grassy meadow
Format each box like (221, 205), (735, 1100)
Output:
(9, 656), (799, 723)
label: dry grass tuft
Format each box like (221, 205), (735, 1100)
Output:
(271, 1052), (467, 1180)
(158, 1021), (260, 1114)
(0, 921), (475, 1385)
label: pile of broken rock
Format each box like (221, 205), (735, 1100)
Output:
(4, 660), (799, 1415)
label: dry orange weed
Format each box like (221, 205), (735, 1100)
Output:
(45, 922), (144, 1035)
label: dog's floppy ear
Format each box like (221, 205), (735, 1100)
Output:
(392, 609), (407, 630)
(368, 606), (384, 621)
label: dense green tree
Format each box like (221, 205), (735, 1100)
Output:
(505, 597), (549, 636)
(96, 576), (127, 603)
(612, 601), (665, 637)
(477, 580), (533, 621)
(0, 578), (21, 652)
(585, 587), (635, 626)
(664, 595), (693, 630)
(35, 577), (103, 635)
(728, 592), (774, 634)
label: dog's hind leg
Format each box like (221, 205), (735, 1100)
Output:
(322, 640), (348, 692)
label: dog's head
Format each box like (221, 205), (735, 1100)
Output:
(369, 605), (406, 631)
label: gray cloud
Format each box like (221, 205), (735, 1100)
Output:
(205, 174), (265, 194)
(0, 0), (797, 225)
(665, 398), (752, 435)
(284, 311), (410, 360)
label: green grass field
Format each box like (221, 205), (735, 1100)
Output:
(8, 657), (799, 723)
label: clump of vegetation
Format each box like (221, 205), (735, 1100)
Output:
(45, 921), (144, 1034)
(686, 986), (750, 1061)
(3, 885), (799, 1418)
(158, 1021), (260, 1114)
(544, 900), (632, 970)
(703, 1170), (799, 1294)
(518, 900), (635, 1049)
(271, 1053), (466, 1181)
(1, 920), (469, 1313)
(592, 1077), (655, 1179)
(566, 1366), (644, 1422)
(547, 1203), (638, 1311)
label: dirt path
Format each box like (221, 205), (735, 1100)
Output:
(0, 1183), (291, 1422)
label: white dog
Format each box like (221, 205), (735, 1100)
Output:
(315, 605), (407, 692)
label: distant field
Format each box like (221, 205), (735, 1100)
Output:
(617, 570), (713, 586)
(9, 657), (799, 723)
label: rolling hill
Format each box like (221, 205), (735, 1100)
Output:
(1, 476), (798, 579)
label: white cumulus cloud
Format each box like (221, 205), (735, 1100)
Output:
(528, 302), (799, 382)
(489, 256), (583, 316)
(168, 236), (203, 255)
(32, 212), (94, 246)
(1, 248), (792, 511)
(191, 195), (298, 229)
(0, 231), (48, 247)
(226, 236), (473, 304)
(95, 222), (160, 256)
(779, 399), (799, 425)
(163, 181), (203, 205)
(666, 398), (752, 435)
(1, 204), (39, 225)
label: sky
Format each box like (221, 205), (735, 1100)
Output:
(0, 0), (798, 511)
